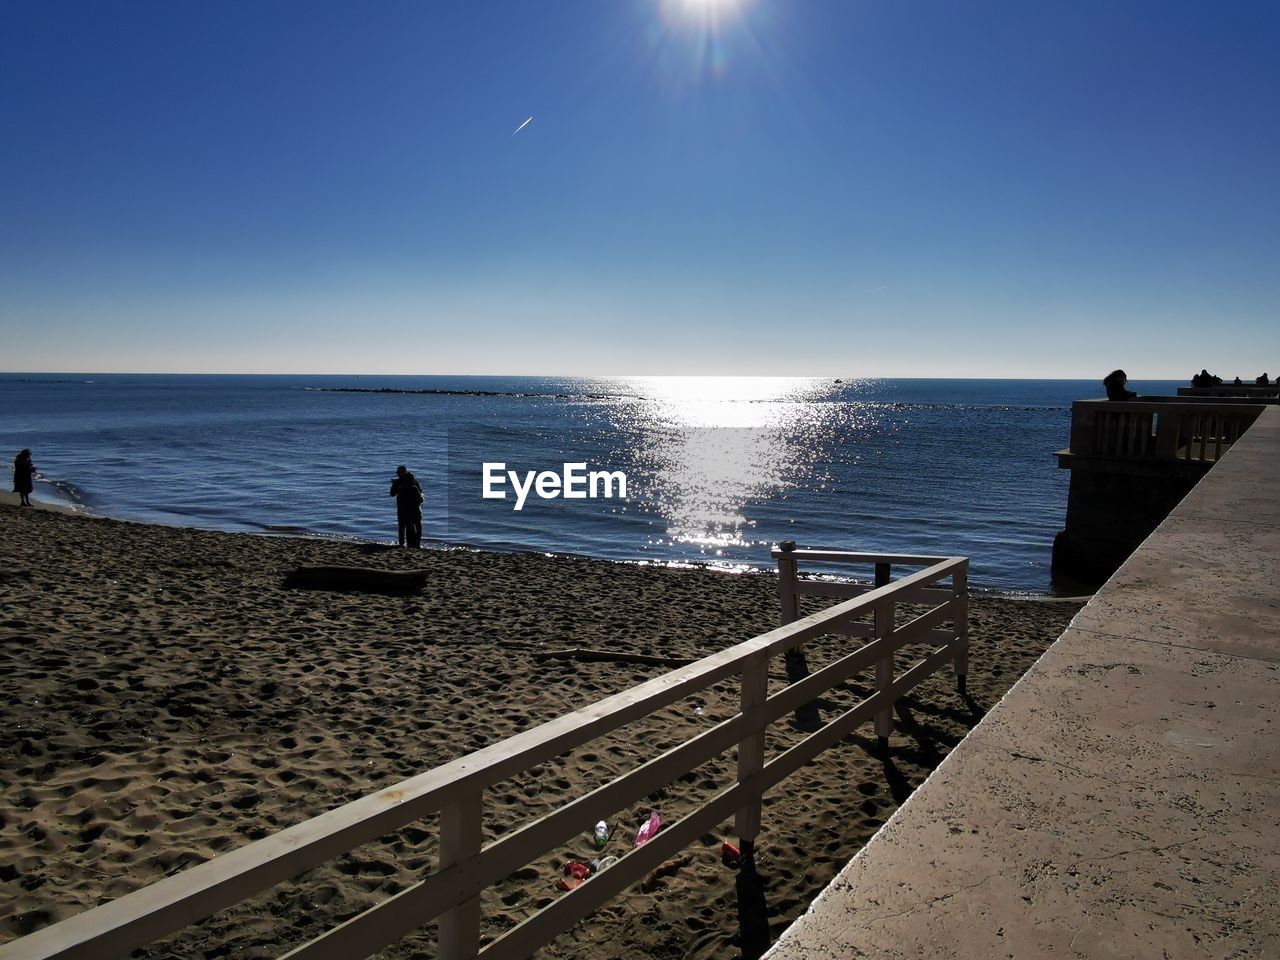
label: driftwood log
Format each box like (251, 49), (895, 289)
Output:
(283, 565), (429, 594)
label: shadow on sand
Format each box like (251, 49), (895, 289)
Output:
(735, 851), (773, 960)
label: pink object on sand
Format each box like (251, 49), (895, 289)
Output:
(634, 810), (661, 846)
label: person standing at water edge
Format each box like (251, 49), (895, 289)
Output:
(389, 465), (423, 548)
(12, 449), (36, 506)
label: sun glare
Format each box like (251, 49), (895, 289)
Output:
(653, 0), (755, 85)
(659, 0), (747, 27)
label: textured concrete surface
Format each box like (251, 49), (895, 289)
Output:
(767, 406), (1280, 960)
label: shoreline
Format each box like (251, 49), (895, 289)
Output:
(2, 376), (1092, 596)
(3, 488), (1082, 600)
(0, 490), (79, 516)
(0, 503), (1084, 957)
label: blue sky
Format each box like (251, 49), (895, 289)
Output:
(2, 0), (1277, 377)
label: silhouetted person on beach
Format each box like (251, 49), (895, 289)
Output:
(1103, 370), (1136, 401)
(390, 465), (423, 548)
(12, 449), (35, 507)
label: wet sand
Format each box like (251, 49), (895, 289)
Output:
(0, 504), (1082, 958)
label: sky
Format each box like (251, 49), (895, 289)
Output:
(1, 0), (1277, 378)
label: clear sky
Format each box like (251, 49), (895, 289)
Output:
(2, 0), (1277, 378)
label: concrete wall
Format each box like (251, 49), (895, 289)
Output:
(767, 406), (1280, 960)
(1052, 462), (1207, 587)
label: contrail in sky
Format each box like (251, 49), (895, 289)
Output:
(513, 116), (533, 135)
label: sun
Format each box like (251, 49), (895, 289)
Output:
(660, 0), (747, 25)
(652, 0), (755, 86)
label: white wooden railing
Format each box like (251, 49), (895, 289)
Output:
(774, 544), (969, 710)
(0, 550), (969, 960)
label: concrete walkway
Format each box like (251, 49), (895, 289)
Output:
(767, 406), (1279, 959)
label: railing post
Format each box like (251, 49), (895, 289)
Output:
(439, 795), (484, 960)
(954, 563), (969, 696)
(777, 541), (819, 729)
(735, 650), (770, 858)
(1072, 402), (1096, 456)
(874, 598), (896, 755)
(1155, 410), (1180, 457)
(776, 540), (799, 625)
(874, 562), (891, 588)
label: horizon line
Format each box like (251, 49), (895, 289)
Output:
(0, 371), (1198, 381)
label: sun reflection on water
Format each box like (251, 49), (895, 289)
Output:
(601, 377), (880, 557)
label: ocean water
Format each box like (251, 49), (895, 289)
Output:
(0, 375), (1182, 592)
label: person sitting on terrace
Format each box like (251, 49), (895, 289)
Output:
(1259, 372), (1272, 386)
(1103, 369), (1137, 401)
(1234, 376), (1243, 385)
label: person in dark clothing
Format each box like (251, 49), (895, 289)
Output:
(12, 449), (35, 506)
(1258, 372), (1271, 386)
(1103, 370), (1137, 401)
(389, 465), (423, 548)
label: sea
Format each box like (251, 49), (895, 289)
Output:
(0, 375), (1183, 594)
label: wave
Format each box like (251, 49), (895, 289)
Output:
(31, 475), (94, 514)
(40, 476), (91, 505)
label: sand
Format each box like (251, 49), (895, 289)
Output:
(0, 503), (1083, 959)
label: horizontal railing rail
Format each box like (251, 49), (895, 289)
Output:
(1176, 385), (1279, 403)
(1, 551), (969, 960)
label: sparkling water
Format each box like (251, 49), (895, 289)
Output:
(0, 374), (1181, 592)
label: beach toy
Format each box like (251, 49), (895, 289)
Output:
(593, 820), (609, 848)
(634, 810), (661, 847)
(721, 840), (742, 868)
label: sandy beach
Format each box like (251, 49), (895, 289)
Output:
(0, 502), (1082, 959)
